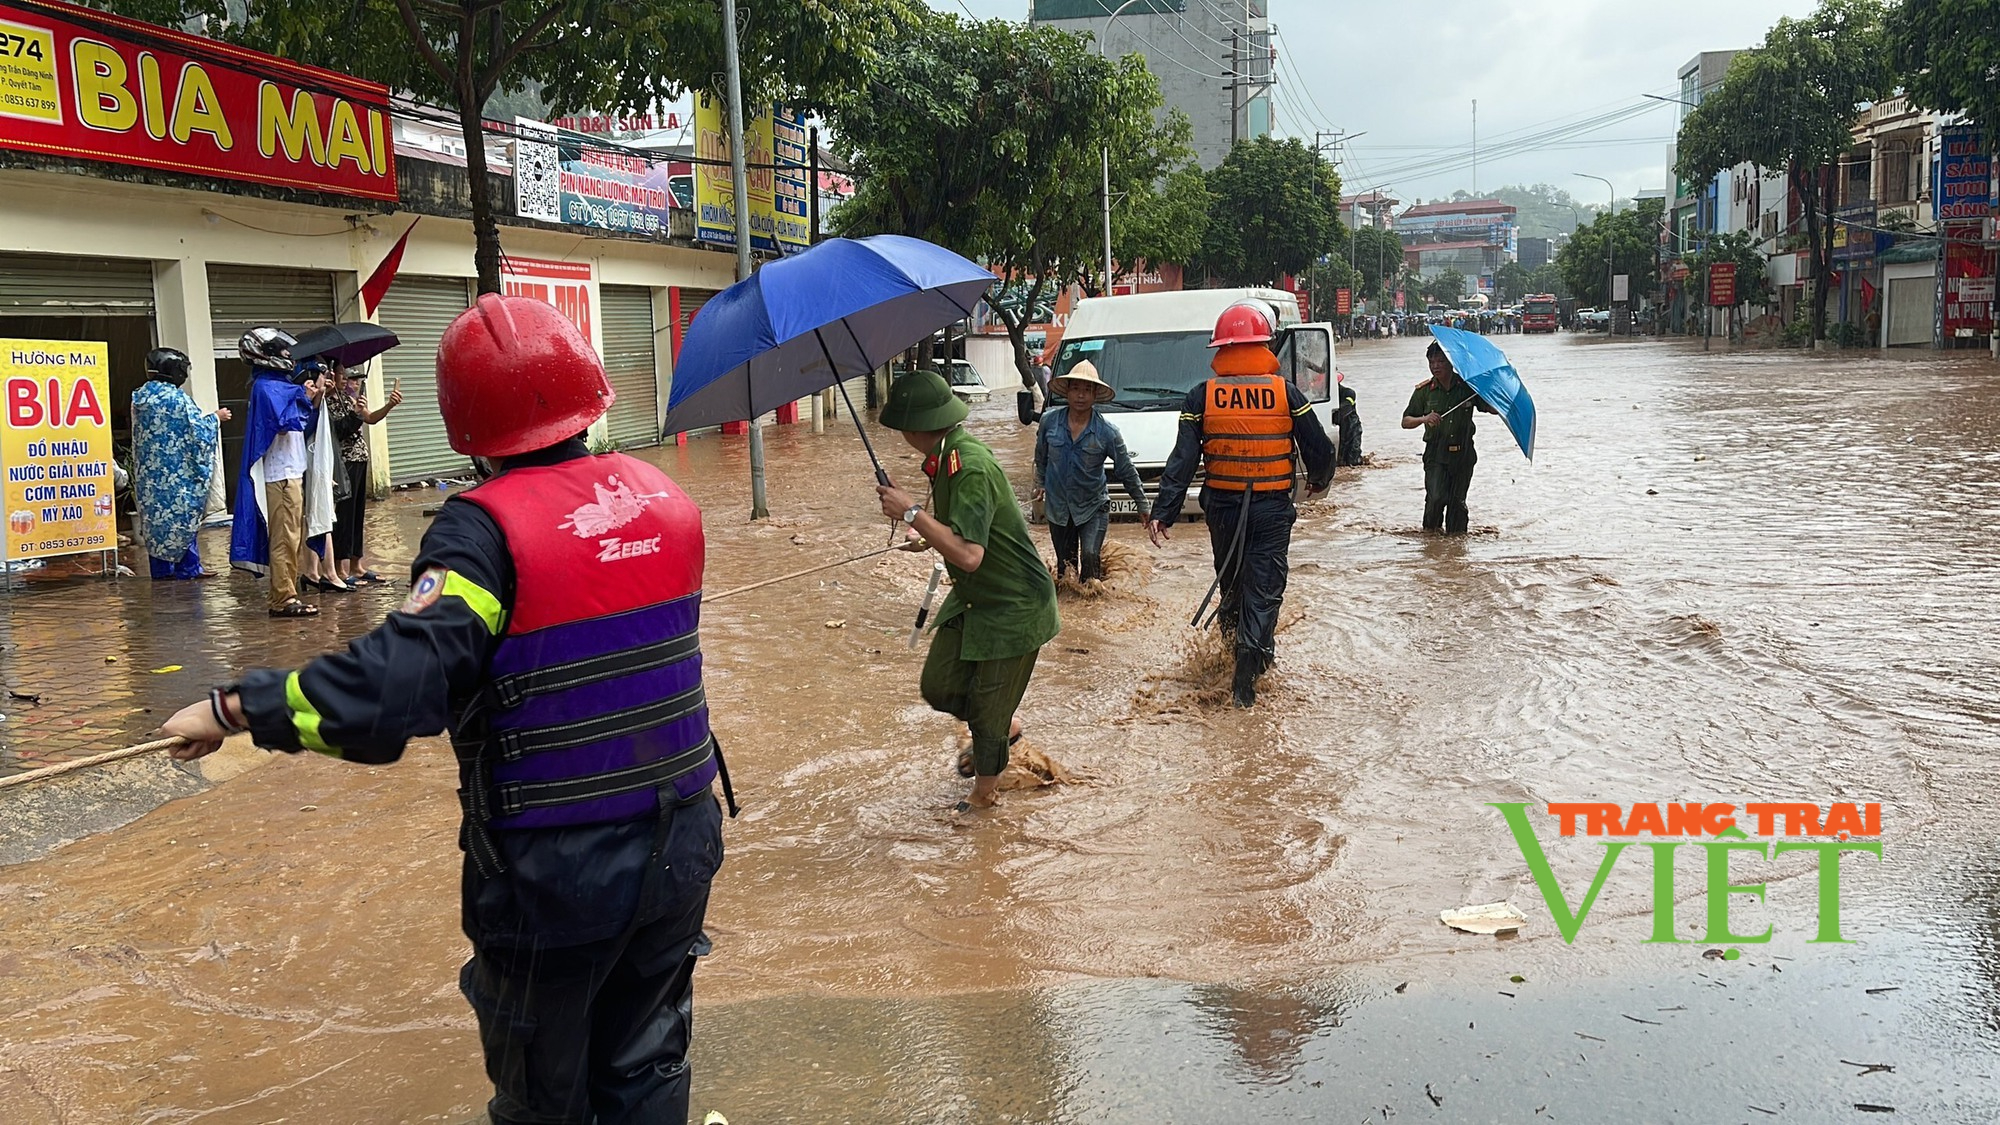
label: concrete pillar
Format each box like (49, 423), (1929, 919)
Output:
(810, 388), (825, 433)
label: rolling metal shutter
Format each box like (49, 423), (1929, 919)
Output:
(377, 276), (471, 483)
(207, 265), (337, 354)
(599, 285), (661, 449)
(1885, 277), (1933, 347)
(0, 253), (155, 315)
(673, 287), (718, 357)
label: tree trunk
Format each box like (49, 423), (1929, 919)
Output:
(458, 93), (503, 296)
(1794, 161), (1829, 342)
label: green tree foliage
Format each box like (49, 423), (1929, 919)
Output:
(113, 0), (916, 292)
(1675, 0), (1891, 339)
(1888, 0), (2000, 149)
(1198, 137), (1344, 287)
(1337, 225), (1406, 301)
(1555, 198), (1666, 307)
(1495, 260), (1570, 302)
(829, 12), (1199, 386)
(1423, 268), (1468, 307)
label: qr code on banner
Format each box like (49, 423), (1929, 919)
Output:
(513, 121), (561, 222)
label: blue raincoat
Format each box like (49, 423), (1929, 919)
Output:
(130, 379), (219, 573)
(229, 370), (313, 575)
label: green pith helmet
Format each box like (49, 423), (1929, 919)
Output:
(879, 369), (968, 433)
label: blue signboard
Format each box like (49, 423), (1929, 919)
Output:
(1937, 125), (1993, 222)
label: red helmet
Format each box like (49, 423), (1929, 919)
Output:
(437, 294), (614, 457)
(1208, 299), (1277, 348)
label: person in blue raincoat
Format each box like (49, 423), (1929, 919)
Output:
(229, 327), (324, 616)
(1033, 361), (1146, 585)
(130, 348), (230, 579)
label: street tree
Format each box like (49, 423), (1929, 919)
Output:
(1555, 198), (1666, 308)
(1198, 137), (1344, 287)
(119, 0), (916, 293)
(1423, 268), (1468, 307)
(831, 12), (1198, 387)
(1338, 225), (1406, 302)
(1675, 0), (1891, 340)
(1686, 230), (1772, 310)
(1889, 0), (1999, 148)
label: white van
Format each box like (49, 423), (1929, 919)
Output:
(1045, 288), (1335, 517)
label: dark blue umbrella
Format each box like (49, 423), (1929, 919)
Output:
(663, 235), (996, 481)
(1426, 325), (1537, 459)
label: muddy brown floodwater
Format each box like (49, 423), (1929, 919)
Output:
(3, 335), (1999, 1123)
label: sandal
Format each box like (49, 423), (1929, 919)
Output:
(955, 729), (1025, 779)
(353, 572), (388, 587)
(270, 599), (320, 617)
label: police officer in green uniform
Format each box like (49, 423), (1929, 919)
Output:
(1402, 340), (1497, 534)
(876, 371), (1060, 812)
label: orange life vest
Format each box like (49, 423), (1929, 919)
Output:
(1201, 372), (1295, 492)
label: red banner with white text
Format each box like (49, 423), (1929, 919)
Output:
(0, 0), (395, 200)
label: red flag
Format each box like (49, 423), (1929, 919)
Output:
(1860, 276), (1877, 312)
(360, 219), (418, 316)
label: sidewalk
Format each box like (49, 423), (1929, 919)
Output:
(0, 491), (439, 775)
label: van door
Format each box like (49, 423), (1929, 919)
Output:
(1275, 323), (1337, 488)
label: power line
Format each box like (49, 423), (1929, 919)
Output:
(1272, 29), (1337, 134)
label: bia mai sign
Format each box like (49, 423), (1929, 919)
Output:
(0, 0), (395, 201)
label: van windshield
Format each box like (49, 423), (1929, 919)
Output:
(1054, 330), (1213, 411)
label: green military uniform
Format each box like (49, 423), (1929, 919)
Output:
(1405, 375), (1483, 534)
(884, 373), (1059, 779)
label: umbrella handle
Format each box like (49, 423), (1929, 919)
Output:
(834, 380), (891, 485)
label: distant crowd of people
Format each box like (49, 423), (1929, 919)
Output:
(1339, 310), (1525, 339)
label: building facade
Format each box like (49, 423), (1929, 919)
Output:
(1030, 0), (1272, 169)
(1395, 199), (1519, 298)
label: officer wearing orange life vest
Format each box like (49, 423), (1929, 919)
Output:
(1146, 300), (1336, 708)
(161, 294), (731, 1125)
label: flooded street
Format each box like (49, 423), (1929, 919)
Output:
(4, 335), (1999, 1122)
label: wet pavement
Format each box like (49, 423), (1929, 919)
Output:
(1, 335), (1998, 1122)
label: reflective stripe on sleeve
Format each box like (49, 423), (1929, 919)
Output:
(443, 572), (505, 634)
(285, 670), (342, 758)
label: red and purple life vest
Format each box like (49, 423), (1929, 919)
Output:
(457, 452), (714, 832)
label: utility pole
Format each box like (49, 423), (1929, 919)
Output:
(1098, 0), (1151, 297)
(1228, 32), (1240, 146)
(722, 0), (766, 519)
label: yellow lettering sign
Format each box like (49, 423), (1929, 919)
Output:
(323, 98), (370, 174)
(258, 82), (324, 164)
(169, 63), (231, 149)
(71, 39), (135, 133)
(137, 53), (167, 140)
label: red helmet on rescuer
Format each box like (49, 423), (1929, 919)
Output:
(437, 293), (614, 457)
(1208, 299), (1277, 348)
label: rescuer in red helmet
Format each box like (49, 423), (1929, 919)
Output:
(1145, 299), (1336, 707)
(161, 293), (732, 1124)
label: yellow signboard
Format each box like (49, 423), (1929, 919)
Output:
(693, 92), (793, 252)
(3, 339), (116, 561)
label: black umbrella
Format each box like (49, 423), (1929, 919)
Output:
(292, 322), (401, 368)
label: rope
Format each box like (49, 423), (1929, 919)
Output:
(0, 737), (187, 791)
(0, 547), (908, 791)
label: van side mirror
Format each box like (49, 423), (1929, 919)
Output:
(1017, 389), (1038, 426)
(1277, 324), (1334, 403)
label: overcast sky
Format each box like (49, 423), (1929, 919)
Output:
(928, 0), (1820, 205)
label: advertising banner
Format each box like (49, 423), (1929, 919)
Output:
(692, 92), (788, 252)
(771, 107), (810, 253)
(3, 338), (114, 562)
(501, 257), (594, 345)
(512, 118), (673, 237)
(1937, 126), (1992, 223)
(1942, 223), (1994, 338)
(1832, 203), (1878, 264)
(0, 0), (395, 200)
(1707, 261), (1737, 307)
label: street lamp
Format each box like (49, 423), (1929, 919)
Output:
(1576, 173), (1615, 328)
(1097, 0), (1152, 294)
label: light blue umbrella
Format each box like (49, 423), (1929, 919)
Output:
(663, 235), (995, 481)
(1426, 325), (1537, 459)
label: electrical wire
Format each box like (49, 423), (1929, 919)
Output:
(1272, 29), (1337, 134)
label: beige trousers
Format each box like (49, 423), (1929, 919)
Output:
(265, 476), (304, 609)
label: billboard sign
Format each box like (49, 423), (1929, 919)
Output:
(0, 0), (395, 201)
(513, 118), (673, 237)
(1707, 261), (1737, 307)
(3, 338), (115, 561)
(1937, 126), (1992, 222)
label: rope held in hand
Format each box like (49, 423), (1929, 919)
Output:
(0, 545), (905, 791)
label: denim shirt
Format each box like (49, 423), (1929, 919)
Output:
(1034, 406), (1149, 526)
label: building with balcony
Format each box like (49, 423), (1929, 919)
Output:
(1395, 199), (1518, 298)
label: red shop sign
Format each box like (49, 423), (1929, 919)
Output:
(0, 0), (395, 201)
(1707, 261), (1737, 307)
(1335, 287), (1352, 315)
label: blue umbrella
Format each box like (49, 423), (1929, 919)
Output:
(1426, 325), (1537, 459)
(663, 235), (996, 481)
